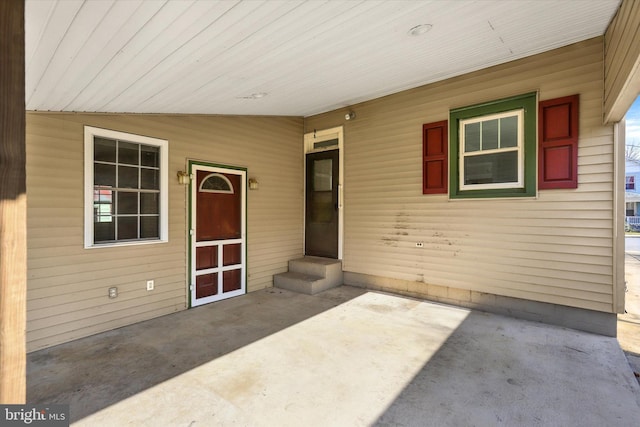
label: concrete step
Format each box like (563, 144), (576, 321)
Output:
(273, 271), (325, 295)
(289, 256), (342, 277)
(274, 257), (343, 295)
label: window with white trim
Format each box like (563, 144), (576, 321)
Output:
(626, 175), (635, 190)
(459, 109), (524, 190)
(84, 126), (168, 248)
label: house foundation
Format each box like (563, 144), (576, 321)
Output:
(345, 272), (617, 337)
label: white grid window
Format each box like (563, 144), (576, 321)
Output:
(459, 109), (524, 190)
(84, 126), (168, 248)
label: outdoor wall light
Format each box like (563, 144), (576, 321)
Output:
(345, 111), (356, 121)
(249, 178), (259, 190)
(177, 171), (190, 185)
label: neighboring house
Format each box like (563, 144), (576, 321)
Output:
(626, 158), (640, 220)
(9, 0), (640, 355)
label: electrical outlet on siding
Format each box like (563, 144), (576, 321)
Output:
(146, 280), (154, 291)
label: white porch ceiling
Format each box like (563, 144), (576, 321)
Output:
(25, 0), (621, 117)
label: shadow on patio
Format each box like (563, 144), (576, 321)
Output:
(27, 286), (366, 423)
(28, 286), (640, 426)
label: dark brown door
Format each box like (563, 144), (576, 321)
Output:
(305, 149), (339, 258)
(191, 165), (245, 307)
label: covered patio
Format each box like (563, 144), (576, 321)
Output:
(1, 0), (640, 414)
(28, 286), (640, 426)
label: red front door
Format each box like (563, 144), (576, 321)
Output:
(190, 164), (246, 307)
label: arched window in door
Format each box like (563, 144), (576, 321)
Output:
(199, 173), (234, 194)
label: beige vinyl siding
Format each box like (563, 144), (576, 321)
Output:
(604, 0), (640, 123)
(305, 37), (615, 313)
(26, 113), (303, 351)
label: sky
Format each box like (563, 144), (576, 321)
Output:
(627, 96), (640, 145)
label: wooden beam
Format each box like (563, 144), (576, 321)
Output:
(0, 0), (26, 404)
(603, 0), (640, 124)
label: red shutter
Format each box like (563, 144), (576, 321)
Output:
(538, 95), (579, 189)
(423, 120), (448, 194)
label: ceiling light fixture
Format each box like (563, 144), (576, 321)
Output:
(408, 24), (433, 36)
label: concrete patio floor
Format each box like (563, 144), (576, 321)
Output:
(621, 237), (640, 379)
(28, 286), (640, 426)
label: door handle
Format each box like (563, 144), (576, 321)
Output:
(338, 184), (343, 209)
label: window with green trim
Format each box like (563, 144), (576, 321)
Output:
(449, 92), (537, 198)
